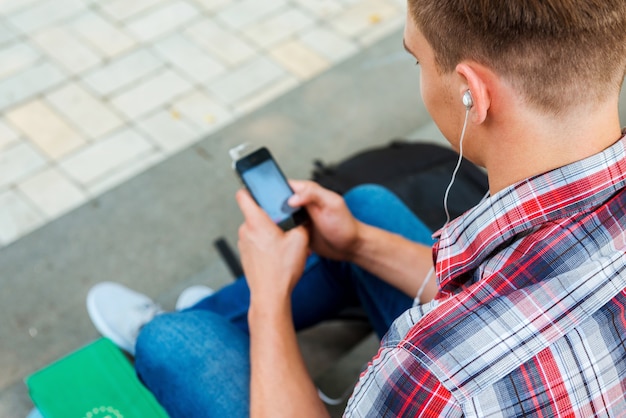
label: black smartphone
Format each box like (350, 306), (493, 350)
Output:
(234, 147), (309, 230)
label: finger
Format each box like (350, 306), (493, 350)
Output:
(287, 179), (307, 206)
(235, 188), (272, 226)
(286, 224), (310, 247)
(288, 179), (309, 192)
(288, 180), (328, 207)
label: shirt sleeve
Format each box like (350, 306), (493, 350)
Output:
(344, 345), (462, 417)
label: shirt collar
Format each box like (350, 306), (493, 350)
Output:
(433, 131), (626, 296)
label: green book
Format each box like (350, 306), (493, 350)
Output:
(26, 338), (169, 418)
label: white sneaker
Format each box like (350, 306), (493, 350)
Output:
(86, 282), (162, 356)
(175, 285), (215, 311)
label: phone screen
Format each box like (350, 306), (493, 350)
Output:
(241, 159), (297, 224)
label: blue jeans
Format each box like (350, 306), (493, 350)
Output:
(135, 185), (435, 418)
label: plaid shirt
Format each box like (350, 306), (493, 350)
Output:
(345, 132), (626, 417)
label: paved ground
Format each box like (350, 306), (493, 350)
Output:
(0, 0), (406, 248)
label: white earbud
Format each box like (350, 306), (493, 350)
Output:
(462, 90), (473, 110)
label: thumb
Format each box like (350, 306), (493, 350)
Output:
(288, 180), (325, 207)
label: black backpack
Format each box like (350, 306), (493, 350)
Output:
(215, 140), (489, 278)
(311, 140), (488, 232)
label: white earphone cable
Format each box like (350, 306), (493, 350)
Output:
(416, 266), (435, 303)
(443, 107), (471, 226)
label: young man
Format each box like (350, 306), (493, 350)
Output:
(88, 0), (626, 416)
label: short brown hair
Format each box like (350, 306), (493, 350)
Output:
(408, 0), (626, 113)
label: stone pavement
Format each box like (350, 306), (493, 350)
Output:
(0, 0), (406, 248)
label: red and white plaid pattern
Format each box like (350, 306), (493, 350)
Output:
(345, 132), (626, 417)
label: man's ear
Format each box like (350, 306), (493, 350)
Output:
(455, 62), (492, 125)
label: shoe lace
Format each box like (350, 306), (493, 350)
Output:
(136, 302), (162, 322)
(129, 302), (163, 339)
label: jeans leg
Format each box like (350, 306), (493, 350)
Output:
(188, 253), (361, 334)
(343, 184), (435, 244)
(135, 310), (250, 418)
(334, 184), (436, 338)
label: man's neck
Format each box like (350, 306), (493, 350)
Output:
(483, 99), (623, 194)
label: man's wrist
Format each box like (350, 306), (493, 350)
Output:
(345, 221), (369, 263)
(248, 297), (292, 327)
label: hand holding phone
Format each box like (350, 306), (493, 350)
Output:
(234, 147), (309, 231)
